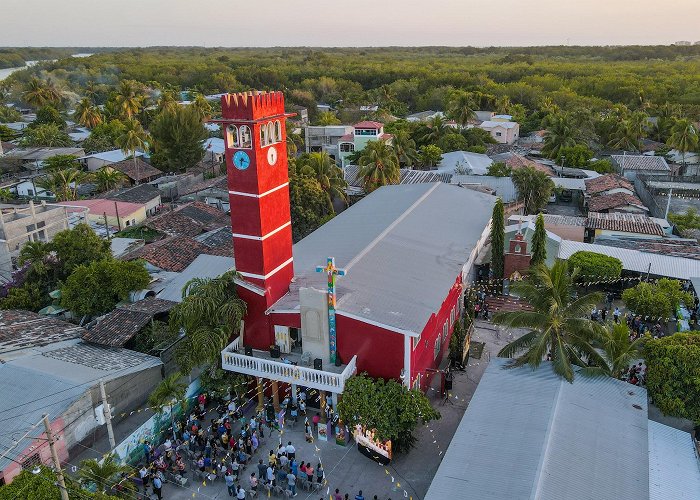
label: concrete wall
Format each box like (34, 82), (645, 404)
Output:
(299, 286), (331, 362)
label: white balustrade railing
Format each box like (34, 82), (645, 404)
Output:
(221, 339), (357, 393)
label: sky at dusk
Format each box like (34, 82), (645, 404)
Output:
(2, 0), (699, 47)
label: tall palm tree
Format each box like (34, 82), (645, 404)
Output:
(668, 118), (699, 170)
(494, 95), (511, 115)
(608, 120), (640, 151)
(22, 78), (62, 109)
(156, 90), (179, 114)
(94, 167), (127, 192)
(298, 152), (347, 209)
(581, 323), (645, 379)
(73, 98), (103, 128)
(357, 140), (400, 193)
(148, 372), (187, 441)
(493, 261), (604, 382)
(113, 80), (144, 119)
(422, 115), (449, 143)
(78, 454), (133, 495)
(36, 168), (92, 201)
(191, 94), (213, 121)
(116, 119), (148, 184)
(542, 114), (577, 159)
(392, 130), (418, 167)
(447, 91), (477, 127)
(170, 270), (247, 374)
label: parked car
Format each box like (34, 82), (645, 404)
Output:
(548, 193), (556, 203)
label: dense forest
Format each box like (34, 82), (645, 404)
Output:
(2, 46), (700, 120)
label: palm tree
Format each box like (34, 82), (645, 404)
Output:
(22, 78), (62, 109)
(542, 114), (577, 159)
(494, 95), (511, 115)
(422, 115), (448, 143)
(493, 261), (604, 382)
(73, 98), (103, 128)
(116, 119), (148, 184)
(169, 270), (247, 374)
(581, 323), (645, 379)
(35, 168), (89, 201)
(191, 94), (213, 121)
(78, 454), (133, 495)
(447, 91), (476, 127)
(17, 240), (49, 266)
(668, 118), (699, 171)
(156, 90), (179, 114)
(113, 80), (144, 119)
(94, 167), (127, 192)
(392, 130), (418, 167)
(608, 120), (639, 151)
(148, 372), (187, 441)
(357, 140), (400, 193)
(286, 131), (304, 157)
(298, 152), (347, 209)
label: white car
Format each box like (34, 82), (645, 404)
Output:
(548, 193), (556, 203)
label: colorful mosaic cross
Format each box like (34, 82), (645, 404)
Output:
(315, 257), (346, 364)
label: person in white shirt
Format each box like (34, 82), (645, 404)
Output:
(236, 485), (246, 499)
(277, 444), (286, 457)
(279, 454), (289, 468)
(285, 442), (295, 460)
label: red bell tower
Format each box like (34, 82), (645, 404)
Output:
(220, 91), (295, 349)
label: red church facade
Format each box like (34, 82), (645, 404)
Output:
(219, 91), (494, 405)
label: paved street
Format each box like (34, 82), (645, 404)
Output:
(142, 320), (519, 500)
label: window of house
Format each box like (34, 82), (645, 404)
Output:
(26, 224), (35, 232)
(36, 221), (45, 229)
(125, 220), (131, 227)
(340, 143), (355, 153)
(239, 126), (252, 148)
(442, 322), (448, 342)
(27, 189), (34, 196)
(37, 230), (46, 241)
(226, 124), (239, 148)
(495, 132), (502, 137)
(434, 336), (442, 359)
(355, 128), (377, 136)
(21, 453), (40, 470)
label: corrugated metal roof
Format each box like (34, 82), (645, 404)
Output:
(280, 183), (495, 334)
(425, 359), (650, 500)
(451, 175), (518, 203)
(552, 177), (586, 190)
(157, 254), (235, 302)
(648, 420), (700, 499)
(438, 151), (493, 175)
(558, 240), (700, 279)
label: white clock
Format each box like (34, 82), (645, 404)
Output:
(267, 146), (278, 166)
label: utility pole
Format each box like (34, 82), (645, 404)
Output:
(103, 212), (110, 240)
(42, 414), (70, 500)
(664, 188), (673, 219)
(99, 379), (116, 449)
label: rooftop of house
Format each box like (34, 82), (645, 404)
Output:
(270, 183), (495, 335)
(594, 236), (700, 261)
(122, 234), (232, 272)
(106, 183), (161, 204)
(80, 149), (144, 163)
(480, 120), (519, 129)
(0, 310), (84, 358)
(586, 211), (663, 236)
(425, 358), (700, 500)
(438, 150), (493, 175)
(342, 166), (451, 190)
(194, 226), (234, 248)
(451, 175), (518, 203)
(157, 254), (236, 303)
(82, 298), (177, 347)
(587, 192), (648, 213)
(611, 154), (671, 172)
(178, 175), (228, 197)
(584, 174), (635, 195)
(491, 152), (553, 176)
(108, 157), (163, 183)
(353, 120), (383, 129)
(4, 147), (85, 161)
(145, 201), (229, 237)
(110, 237), (145, 257)
(66, 198), (145, 217)
(203, 137), (225, 154)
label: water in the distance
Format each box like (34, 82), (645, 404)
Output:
(0, 58), (62, 81)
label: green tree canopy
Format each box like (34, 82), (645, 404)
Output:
(493, 260), (604, 382)
(33, 105), (66, 129)
(490, 198), (505, 278)
(622, 278), (694, 320)
(530, 213), (547, 267)
(20, 123), (72, 147)
(170, 270), (247, 374)
(357, 140), (400, 193)
(486, 162), (512, 177)
(0, 466), (118, 500)
(43, 154), (80, 171)
(669, 207), (700, 232)
(60, 259), (150, 317)
(567, 251), (622, 282)
(511, 166), (554, 214)
(289, 173), (335, 242)
(644, 332), (700, 422)
(558, 144), (593, 167)
(150, 105), (207, 172)
(581, 323), (644, 379)
(337, 373), (440, 453)
(418, 144), (443, 168)
(49, 223), (112, 279)
(297, 152), (347, 210)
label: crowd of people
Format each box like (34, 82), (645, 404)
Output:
(129, 389), (392, 499)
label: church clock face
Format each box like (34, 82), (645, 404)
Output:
(267, 146), (278, 166)
(233, 150), (250, 170)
